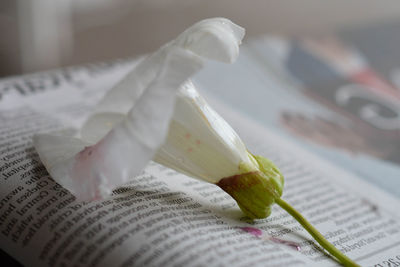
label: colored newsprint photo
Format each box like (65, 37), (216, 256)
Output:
(195, 20), (400, 197)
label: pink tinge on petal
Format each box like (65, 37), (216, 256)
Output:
(239, 227), (263, 238)
(71, 142), (107, 201)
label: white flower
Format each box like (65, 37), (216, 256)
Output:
(34, 18), (248, 201)
(154, 81), (259, 183)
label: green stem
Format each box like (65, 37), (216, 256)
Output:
(275, 198), (359, 267)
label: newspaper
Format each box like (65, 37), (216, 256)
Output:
(1, 60), (400, 267)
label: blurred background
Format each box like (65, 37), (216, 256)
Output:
(2, 0), (400, 77)
(1, 2), (400, 266)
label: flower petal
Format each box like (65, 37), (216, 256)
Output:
(153, 82), (254, 183)
(34, 18), (245, 201)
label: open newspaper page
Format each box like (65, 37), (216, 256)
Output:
(196, 21), (400, 198)
(1, 62), (400, 267)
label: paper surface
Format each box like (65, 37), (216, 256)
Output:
(1, 62), (400, 266)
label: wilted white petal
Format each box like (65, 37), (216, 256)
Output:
(174, 18), (245, 63)
(93, 17), (245, 116)
(33, 134), (89, 195)
(34, 18), (245, 201)
(154, 82), (257, 183)
(81, 113), (124, 144)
